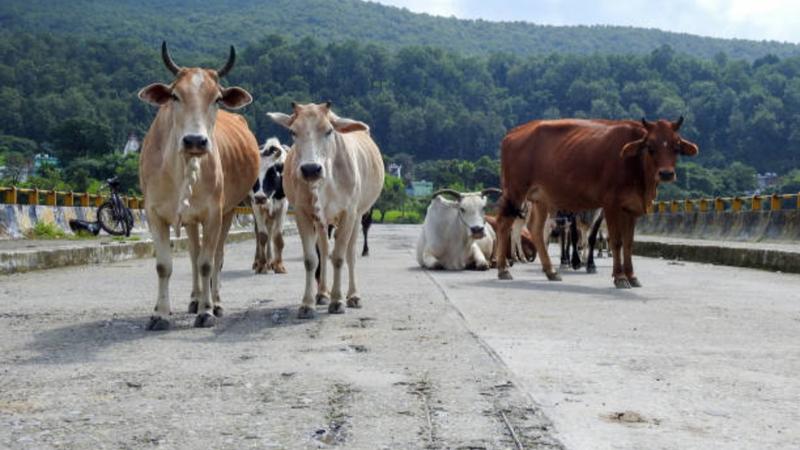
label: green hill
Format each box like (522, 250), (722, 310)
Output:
(1, 0), (798, 61)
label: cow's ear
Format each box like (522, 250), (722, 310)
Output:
(620, 138), (646, 158)
(138, 83), (172, 106)
(331, 116), (369, 134)
(679, 138), (699, 156)
(267, 112), (294, 129)
(220, 86), (252, 110)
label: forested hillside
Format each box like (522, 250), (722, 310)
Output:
(2, 31), (799, 174)
(1, 0), (799, 61)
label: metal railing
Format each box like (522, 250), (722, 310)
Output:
(649, 193), (800, 214)
(0, 186), (254, 215)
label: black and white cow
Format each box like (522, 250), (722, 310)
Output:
(250, 137), (290, 274)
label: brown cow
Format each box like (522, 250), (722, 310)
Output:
(485, 215), (536, 264)
(138, 42), (260, 329)
(494, 117), (698, 288)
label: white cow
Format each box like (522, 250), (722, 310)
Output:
(268, 102), (384, 319)
(250, 137), (289, 274)
(417, 189), (501, 271)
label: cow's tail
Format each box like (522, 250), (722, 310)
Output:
(175, 156), (201, 236)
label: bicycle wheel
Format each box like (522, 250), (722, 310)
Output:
(97, 202), (128, 236)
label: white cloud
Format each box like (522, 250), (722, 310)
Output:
(371, 0), (800, 43)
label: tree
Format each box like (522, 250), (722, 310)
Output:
(374, 175), (407, 222)
(52, 118), (113, 164)
(2, 151), (30, 184)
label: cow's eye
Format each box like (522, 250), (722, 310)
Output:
(289, 130), (297, 137)
(326, 128), (333, 137)
(170, 93), (179, 102)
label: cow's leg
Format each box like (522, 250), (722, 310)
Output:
(271, 224), (287, 274)
(146, 218), (173, 331)
(345, 217), (362, 309)
(586, 213), (603, 273)
(252, 211), (268, 273)
(468, 242), (491, 271)
(185, 223), (201, 313)
(209, 210), (234, 318)
(570, 219), (581, 270)
(531, 202), (560, 281)
(252, 216), (260, 271)
(494, 213), (516, 280)
(622, 213), (641, 287)
(316, 223), (331, 306)
(605, 209), (629, 288)
(328, 214), (357, 314)
(361, 210), (371, 257)
(296, 214), (319, 319)
(264, 219), (275, 274)
(194, 212), (221, 327)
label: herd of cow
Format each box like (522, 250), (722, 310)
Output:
(136, 42), (699, 330)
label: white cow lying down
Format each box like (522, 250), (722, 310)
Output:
(417, 189), (501, 271)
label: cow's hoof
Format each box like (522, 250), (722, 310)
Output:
(475, 263), (490, 271)
(272, 263), (287, 274)
(298, 306), (317, 320)
(252, 261), (258, 270)
(346, 297), (362, 309)
(328, 302), (346, 314)
(361, 250), (369, 257)
(498, 270), (513, 280)
(586, 265), (597, 274)
(146, 316), (170, 331)
(316, 294), (330, 305)
(188, 300), (198, 314)
(213, 305), (224, 318)
(255, 264), (267, 274)
(546, 272), (562, 282)
(194, 312), (216, 328)
(614, 278), (632, 289)
(628, 277), (642, 288)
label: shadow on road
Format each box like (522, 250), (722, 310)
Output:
(17, 301), (324, 365)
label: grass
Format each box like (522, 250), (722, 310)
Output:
(24, 221), (98, 240)
(380, 210), (422, 224)
(25, 221), (68, 239)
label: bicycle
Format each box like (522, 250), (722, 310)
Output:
(97, 177), (135, 237)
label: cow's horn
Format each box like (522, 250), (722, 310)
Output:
(673, 115), (684, 131)
(161, 41), (181, 75)
(217, 46), (236, 78)
(481, 188), (503, 197)
(432, 189), (462, 201)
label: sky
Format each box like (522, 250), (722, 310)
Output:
(371, 0), (800, 43)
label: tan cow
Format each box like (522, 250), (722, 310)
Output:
(138, 42), (259, 330)
(268, 102), (384, 319)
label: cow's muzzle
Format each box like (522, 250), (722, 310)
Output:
(470, 226), (486, 239)
(253, 194), (268, 205)
(182, 134), (209, 156)
(300, 163), (323, 182)
(658, 169), (676, 182)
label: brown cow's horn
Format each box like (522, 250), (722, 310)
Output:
(161, 41), (181, 75)
(673, 115), (684, 131)
(432, 189), (463, 201)
(217, 45), (236, 78)
(481, 188), (503, 197)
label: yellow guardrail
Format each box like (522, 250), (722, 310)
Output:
(0, 186), (254, 214)
(648, 193), (799, 214)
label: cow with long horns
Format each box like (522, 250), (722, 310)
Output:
(494, 117), (698, 288)
(138, 42), (260, 330)
(417, 188), (501, 271)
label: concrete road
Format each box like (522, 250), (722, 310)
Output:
(419, 227), (800, 450)
(2, 225), (798, 449)
(1, 225), (559, 450)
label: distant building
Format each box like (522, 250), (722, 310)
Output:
(410, 180), (433, 197)
(387, 162), (402, 179)
(123, 133), (140, 155)
(33, 153), (59, 170)
(757, 172), (779, 193)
